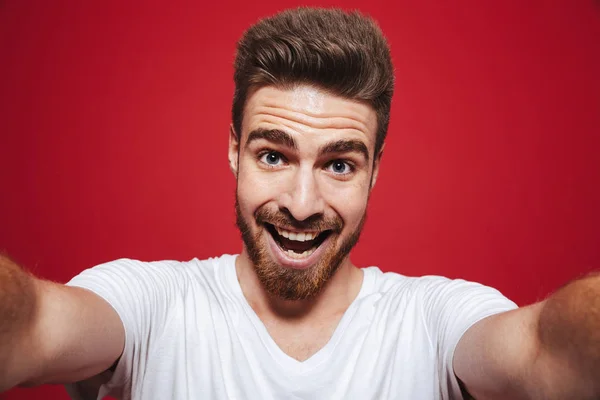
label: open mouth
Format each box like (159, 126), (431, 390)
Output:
(265, 223), (332, 259)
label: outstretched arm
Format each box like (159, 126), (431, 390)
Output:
(0, 254), (125, 392)
(454, 273), (600, 400)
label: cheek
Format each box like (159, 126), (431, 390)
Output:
(236, 162), (285, 210)
(321, 181), (370, 226)
(338, 201), (368, 228)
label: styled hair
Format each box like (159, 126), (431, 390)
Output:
(232, 7), (395, 156)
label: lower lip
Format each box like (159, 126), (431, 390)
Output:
(265, 228), (331, 270)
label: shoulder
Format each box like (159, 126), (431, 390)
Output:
(367, 266), (460, 296)
(67, 254), (238, 299)
(365, 267), (515, 311)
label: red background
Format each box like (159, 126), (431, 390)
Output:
(1, 1), (599, 399)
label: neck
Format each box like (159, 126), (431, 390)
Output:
(235, 248), (363, 321)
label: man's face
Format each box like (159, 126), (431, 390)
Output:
(230, 85), (380, 300)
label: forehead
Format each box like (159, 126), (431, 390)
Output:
(242, 85), (378, 149)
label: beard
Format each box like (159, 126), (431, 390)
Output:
(235, 198), (366, 301)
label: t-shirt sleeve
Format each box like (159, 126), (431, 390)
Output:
(65, 258), (180, 399)
(419, 276), (518, 400)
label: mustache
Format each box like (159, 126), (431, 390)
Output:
(255, 207), (343, 233)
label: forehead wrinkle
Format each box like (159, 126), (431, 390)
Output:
(250, 115), (371, 146)
(256, 104), (372, 135)
(260, 100), (371, 122)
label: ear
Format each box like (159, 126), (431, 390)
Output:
(369, 144), (384, 190)
(228, 124), (240, 177)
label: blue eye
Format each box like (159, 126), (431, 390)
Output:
(260, 151), (283, 166)
(328, 160), (352, 175)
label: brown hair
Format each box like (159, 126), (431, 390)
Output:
(232, 7), (394, 156)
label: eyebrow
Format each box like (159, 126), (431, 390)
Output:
(319, 139), (369, 163)
(245, 129), (298, 150)
(245, 128), (369, 162)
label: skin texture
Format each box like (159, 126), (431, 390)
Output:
(229, 84), (381, 357)
(0, 255), (124, 392)
(454, 274), (600, 400)
(0, 256), (37, 389)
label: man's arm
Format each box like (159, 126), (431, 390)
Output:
(454, 273), (600, 400)
(0, 254), (125, 392)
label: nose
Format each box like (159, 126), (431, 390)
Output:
(279, 165), (325, 222)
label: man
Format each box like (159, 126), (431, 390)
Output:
(0, 7), (598, 400)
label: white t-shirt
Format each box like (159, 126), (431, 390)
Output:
(65, 254), (516, 400)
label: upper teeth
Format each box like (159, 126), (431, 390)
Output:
(275, 227), (318, 242)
